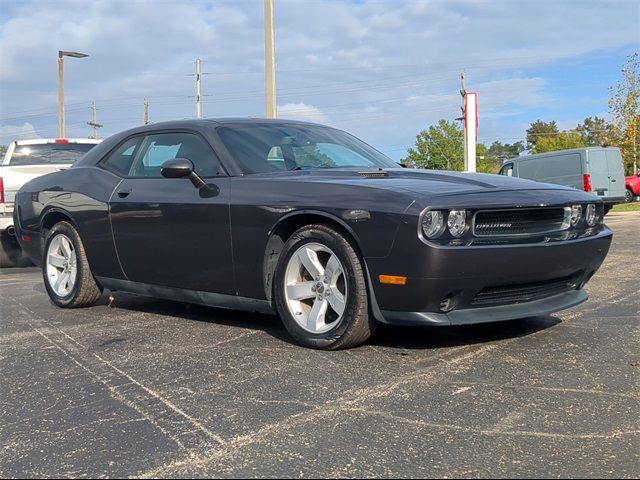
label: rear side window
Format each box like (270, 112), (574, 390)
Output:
(9, 143), (96, 165)
(101, 137), (143, 176)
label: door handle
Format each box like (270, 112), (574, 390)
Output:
(610, 179), (617, 182)
(117, 189), (132, 198)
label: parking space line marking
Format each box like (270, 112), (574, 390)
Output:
(339, 407), (640, 440)
(18, 304), (225, 450)
(442, 381), (637, 399)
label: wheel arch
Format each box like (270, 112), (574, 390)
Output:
(262, 210), (385, 322)
(40, 208), (79, 236)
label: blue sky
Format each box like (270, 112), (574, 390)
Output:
(0, 0), (638, 160)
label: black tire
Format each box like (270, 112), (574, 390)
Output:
(42, 221), (102, 308)
(274, 224), (376, 350)
(625, 189), (633, 203)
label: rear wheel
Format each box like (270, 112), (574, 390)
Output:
(274, 224), (376, 350)
(43, 222), (102, 307)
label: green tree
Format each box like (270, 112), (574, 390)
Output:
(476, 144), (500, 173)
(531, 131), (586, 154)
(476, 141), (524, 174)
(403, 119), (464, 170)
(608, 52), (640, 174)
(486, 140), (524, 161)
(526, 120), (559, 150)
(0, 145), (6, 158)
(576, 116), (617, 147)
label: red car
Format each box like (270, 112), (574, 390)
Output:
(625, 171), (640, 202)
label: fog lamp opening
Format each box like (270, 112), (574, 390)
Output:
(439, 295), (456, 313)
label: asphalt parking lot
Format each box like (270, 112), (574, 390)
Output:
(1, 213), (638, 478)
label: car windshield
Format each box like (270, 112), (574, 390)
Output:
(9, 143), (96, 166)
(217, 124), (399, 174)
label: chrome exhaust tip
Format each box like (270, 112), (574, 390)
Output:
(6, 226), (16, 237)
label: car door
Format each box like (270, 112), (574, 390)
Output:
(605, 149), (625, 199)
(107, 131), (234, 294)
(587, 150), (612, 198)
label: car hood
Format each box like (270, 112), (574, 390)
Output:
(267, 167), (571, 196)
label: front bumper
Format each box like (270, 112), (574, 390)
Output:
(381, 289), (587, 326)
(367, 225), (612, 326)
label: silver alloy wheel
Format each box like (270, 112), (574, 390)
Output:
(284, 242), (347, 334)
(46, 233), (77, 297)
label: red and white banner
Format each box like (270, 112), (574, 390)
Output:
(463, 92), (478, 172)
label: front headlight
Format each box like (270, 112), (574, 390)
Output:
(570, 205), (582, 226)
(585, 203), (597, 226)
(447, 209), (467, 237)
(421, 210), (446, 239)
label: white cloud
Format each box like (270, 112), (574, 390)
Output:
(0, 0), (637, 154)
(0, 123), (40, 143)
(277, 103), (328, 123)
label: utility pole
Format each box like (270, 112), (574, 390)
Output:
(87, 101), (102, 139)
(459, 72), (478, 173)
(264, 0), (277, 118)
(195, 59), (202, 119)
(144, 98), (150, 125)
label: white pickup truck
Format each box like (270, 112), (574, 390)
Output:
(0, 138), (101, 267)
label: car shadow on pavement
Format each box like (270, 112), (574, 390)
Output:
(371, 316), (561, 350)
(102, 291), (561, 350)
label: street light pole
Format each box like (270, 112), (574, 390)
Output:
(57, 50), (88, 138)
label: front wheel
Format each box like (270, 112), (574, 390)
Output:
(274, 224), (376, 350)
(43, 221), (102, 308)
(625, 189), (634, 203)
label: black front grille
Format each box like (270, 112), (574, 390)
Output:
(473, 208), (567, 237)
(471, 276), (577, 306)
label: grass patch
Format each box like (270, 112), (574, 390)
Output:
(610, 202), (640, 212)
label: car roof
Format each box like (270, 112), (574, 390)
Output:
(112, 117), (331, 136)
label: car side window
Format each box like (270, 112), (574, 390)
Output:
(130, 132), (223, 178)
(101, 136), (143, 176)
(499, 163), (514, 177)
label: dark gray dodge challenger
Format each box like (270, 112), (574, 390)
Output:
(14, 119), (612, 349)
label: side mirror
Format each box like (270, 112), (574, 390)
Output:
(161, 158), (193, 178)
(161, 158), (206, 188)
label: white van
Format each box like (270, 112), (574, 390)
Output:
(498, 147), (626, 211)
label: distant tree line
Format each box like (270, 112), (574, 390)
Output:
(404, 53), (639, 175)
